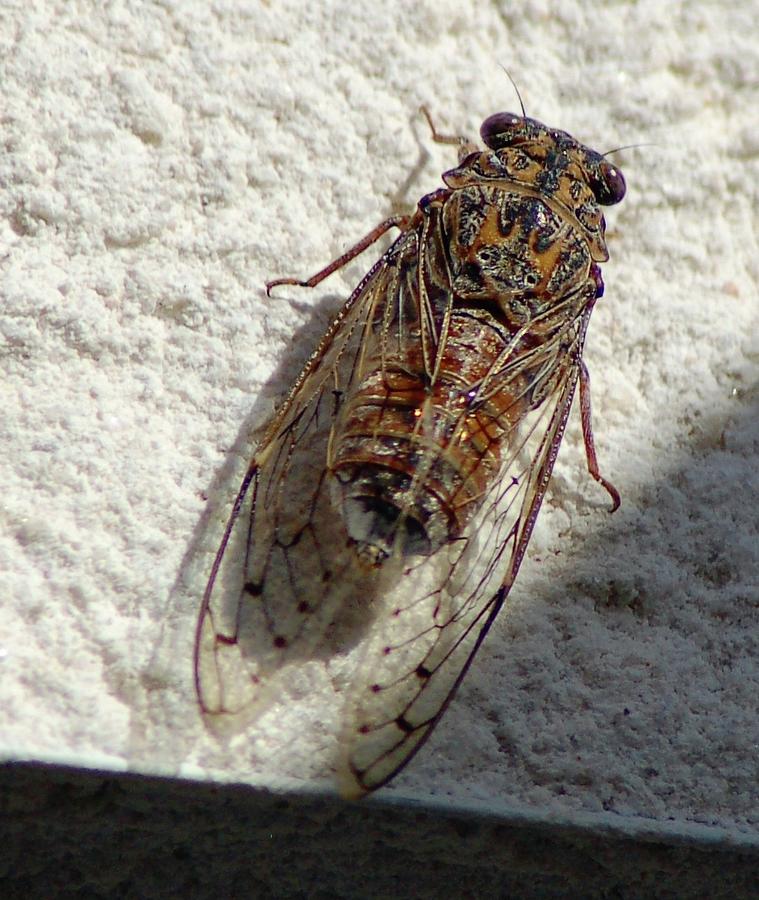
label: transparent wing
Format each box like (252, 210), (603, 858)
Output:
(194, 229), (421, 727)
(337, 310), (592, 797)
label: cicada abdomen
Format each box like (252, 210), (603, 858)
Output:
(328, 112), (625, 568)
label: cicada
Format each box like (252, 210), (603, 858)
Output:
(194, 107), (626, 797)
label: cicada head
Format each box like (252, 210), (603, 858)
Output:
(479, 112), (626, 207)
(467, 112), (626, 262)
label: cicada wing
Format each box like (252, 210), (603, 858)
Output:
(194, 235), (421, 729)
(338, 350), (584, 797)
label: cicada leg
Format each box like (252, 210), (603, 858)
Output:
(419, 106), (478, 161)
(579, 359), (621, 511)
(266, 215), (413, 296)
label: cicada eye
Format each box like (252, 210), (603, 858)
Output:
(592, 160), (627, 205)
(480, 112), (524, 150)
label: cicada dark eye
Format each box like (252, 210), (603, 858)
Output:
(592, 160), (626, 206)
(480, 112), (524, 150)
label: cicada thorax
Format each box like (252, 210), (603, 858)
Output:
(328, 145), (607, 565)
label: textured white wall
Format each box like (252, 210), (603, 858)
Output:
(1, 0), (757, 838)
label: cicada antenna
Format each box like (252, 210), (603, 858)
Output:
(602, 141), (657, 157)
(499, 65), (527, 118)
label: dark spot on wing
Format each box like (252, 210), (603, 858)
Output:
(395, 715), (414, 734)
